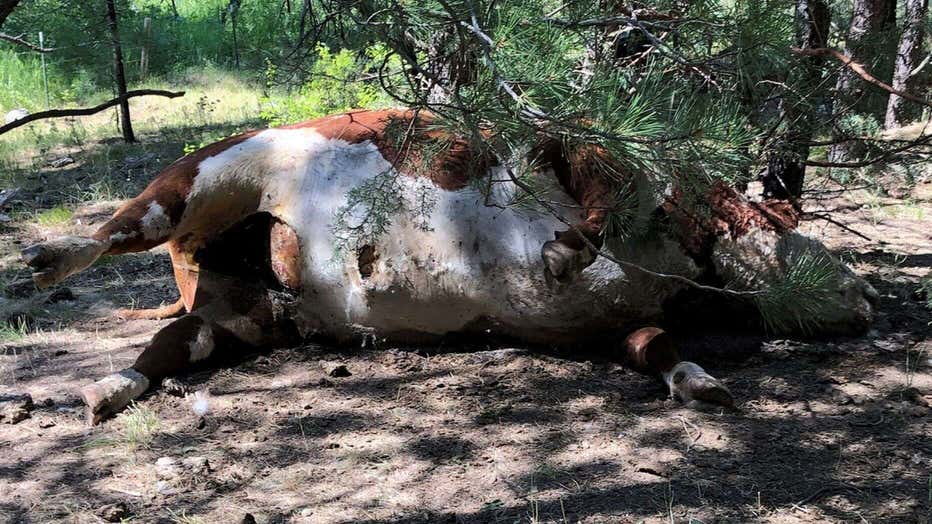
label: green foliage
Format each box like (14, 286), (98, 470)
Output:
(261, 44), (397, 125)
(120, 402), (160, 450)
(34, 206), (73, 226)
(0, 49), (67, 110)
(753, 248), (840, 334)
(836, 113), (883, 139)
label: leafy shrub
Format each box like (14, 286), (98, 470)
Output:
(261, 44), (397, 126)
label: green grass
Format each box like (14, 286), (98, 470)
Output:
(34, 206), (74, 226)
(0, 316), (30, 343)
(0, 67), (265, 195)
(79, 402), (160, 452)
(121, 403), (160, 450)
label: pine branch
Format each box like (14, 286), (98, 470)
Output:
(792, 47), (932, 109)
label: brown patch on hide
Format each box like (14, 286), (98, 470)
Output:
(531, 138), (627, 253)
(132, 314), (205, 380)
(284, 109), (493, 191)
(664, 182), (799, 257)
(270, 219), (302, 290)
(169, 240), (199, 312)
(624, 327), (681, 375)
(356, 244), (378, 279)
(92, 131), (261, 254)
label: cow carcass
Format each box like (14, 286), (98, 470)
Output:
(21, 109), (877, 423)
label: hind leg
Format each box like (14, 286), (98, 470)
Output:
(625, 327), (734, 408)
(82, 265), (298, 424)
(81, 308), (262, 424)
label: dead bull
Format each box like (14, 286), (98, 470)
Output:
(21, 109), (877, 424)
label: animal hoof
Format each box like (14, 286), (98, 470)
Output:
(541, 240), (594, 287)
(664, 361), (734, 409)
(22, 236), (106, 289)
(80, 369), (150, 425)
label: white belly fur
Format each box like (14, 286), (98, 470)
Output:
(193, 128), (700, 343)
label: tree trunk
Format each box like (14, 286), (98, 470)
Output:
(0, 0), (21, 29)
(227, 0), (241, 69)
(761, 0), (830, 200)
(106, 0), (135, 143)
(830, 0), (896, 161)
(884, 0), (929, 129)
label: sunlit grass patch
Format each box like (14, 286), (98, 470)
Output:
(0, 316), (30, 343)
(34, 206), (74, 227)
(80, 402), (160, 453)
(121, 403), (160, 451)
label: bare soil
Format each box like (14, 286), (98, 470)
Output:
(0, 138), (930, 523)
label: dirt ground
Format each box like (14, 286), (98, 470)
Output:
(0, 135), (930, 523)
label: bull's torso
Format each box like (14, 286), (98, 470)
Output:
(189, 124), (698, 344)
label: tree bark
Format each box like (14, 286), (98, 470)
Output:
(830, 0), (896, 161)
(884, 0), (929, 129)
(106, 0), (135, 143)
(0, 0), (21, 29)
(761, 0), (830, 200)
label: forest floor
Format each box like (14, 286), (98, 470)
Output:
(0, 97), (930, 523)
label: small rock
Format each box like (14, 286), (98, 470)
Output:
(831, 390), (852, 405)
(45, 287), (75, 303)
(873, 340), (900, 352)
(4, 108), (28, 124)
(38, 418), (56, 428)
(155, 480), (178, 496)
(53, 349), (68, 356)
(97, 502), (128, 522)
(155, 456), (181, 479)
(1, 393), (34, 424)
(317, 377), (335, 388)
(241, 514), (257, 524)
(181, 456), (211, 474)
(322, 362), (351, 378)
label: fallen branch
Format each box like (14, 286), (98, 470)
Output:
(0, 90), (186, 135)
(792, 48), (932, 109)
(804, 212), (872, 241)
(804, 132), (932, 168)
(0, 32), (54, 52)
